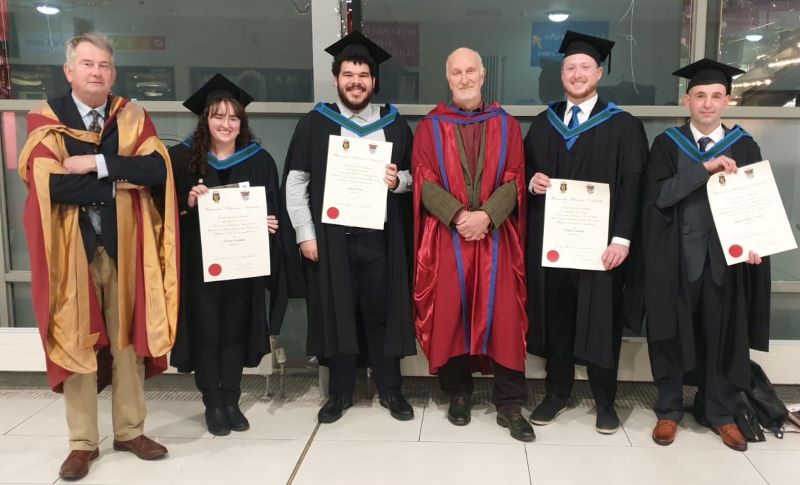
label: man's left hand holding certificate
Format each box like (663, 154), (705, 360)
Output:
(322, 135), (392, 230)
(197, 185), (270, 282)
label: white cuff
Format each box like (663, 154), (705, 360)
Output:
(611, 237), (630, 247)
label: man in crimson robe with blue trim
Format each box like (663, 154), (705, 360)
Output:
(413, 47), (533, 442)
(643, 59), (770, 451)
(524, 31), (648, 434)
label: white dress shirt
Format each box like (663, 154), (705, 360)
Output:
(71, 93), (112, 234)
(689, 122), (725, 151)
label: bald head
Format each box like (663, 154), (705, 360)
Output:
(446, 47), (484, 75)
(445, 47), (485, 111)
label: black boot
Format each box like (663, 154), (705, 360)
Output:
(204, 406), (230, 436)
(224, 402), (250, 432)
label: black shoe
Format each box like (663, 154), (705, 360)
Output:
(447, 396), (471, 426)
(204, 407), (231, 436)
(530, 394), (567, 425)
(595, 406), (621, 434)
(497, 410), (536, 442)
(379, 391), (414, 421)
(318, 396), (353, 424)
(224, 403), (250, 432)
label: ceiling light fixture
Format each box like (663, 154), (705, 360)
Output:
(746, 33), (763, 42)
(36, 5), (60, 15)
(548, 11), (570, 23)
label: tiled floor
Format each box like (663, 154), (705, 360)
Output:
(0, 375), (798, 484)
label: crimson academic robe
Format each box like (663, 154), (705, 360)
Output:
(642, 123), (771, 389)
(524, 99), (647, 369)
(413, 103), (528, 374)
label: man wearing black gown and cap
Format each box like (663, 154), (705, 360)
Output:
(643, 59), (770, 451)
(281, 31), (416, 424)
(524, 31), (648, 434)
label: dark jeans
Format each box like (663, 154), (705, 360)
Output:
(328, 231), (401, 400)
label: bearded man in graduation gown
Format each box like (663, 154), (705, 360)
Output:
(643, 59), (770, 452)
(525, 31), (648, 434)
(18, 32), (178, 480)
(281, 31), (416, 424)
(413, 47), (533, 442)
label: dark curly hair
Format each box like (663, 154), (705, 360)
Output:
(187, 97), (255, 176)
(332, 52), (377, 80)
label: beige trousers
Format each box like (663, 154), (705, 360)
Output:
(63, 247), (146, 451)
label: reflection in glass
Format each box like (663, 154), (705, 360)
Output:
(716, 0), (800, 107)
(363, 0), (693, 105)
(1, 0), (313, 102)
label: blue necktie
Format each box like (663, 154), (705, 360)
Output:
(698, 136), (712, 153)
(565, 105), (582, 150)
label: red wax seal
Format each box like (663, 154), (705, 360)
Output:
(208, 263), (222, 276)
(547, 250), (559, 262)
(327, 207), (340, 219)
(728, 244), (743, 258)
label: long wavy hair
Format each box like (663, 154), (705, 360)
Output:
(187, 97), (255, 176)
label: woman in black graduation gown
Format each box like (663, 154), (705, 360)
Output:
(168, 74), (280, 436)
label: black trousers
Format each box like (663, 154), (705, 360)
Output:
(191, 278), (251, 408)
(649, 262), (737, 426)
(437, 354), (528, 412)
(543, 268), (620, 409)
(329, 231), (401, 400)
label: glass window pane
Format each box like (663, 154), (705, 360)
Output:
(3, 1), (313, 101)
(11, 283), (36, 328)
(363, 0), (692, 105)
(714, 0), (800, 107)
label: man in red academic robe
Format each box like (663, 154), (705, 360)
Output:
(19, 32), (178, 480)
(412, 47), (533, 442)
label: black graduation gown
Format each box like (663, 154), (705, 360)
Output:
(524, 99), (648, 369)
(279, 103), (417, 359)
(642, 123), (771, 389)
(169, 142), (283, 372)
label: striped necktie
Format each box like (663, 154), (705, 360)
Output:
(698, 136), (712, 153)
(565, 105), (582, 150)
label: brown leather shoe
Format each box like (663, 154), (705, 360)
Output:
(113, 435), (168, 460)
(59, 449), (99, 480)
(714, 423), (748, 452)
(652, 419), (678, 446)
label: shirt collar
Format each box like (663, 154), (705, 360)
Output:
(71, 92), (107, 120)
(566, 94), (599, 117)
(689, 122), (725, 144)
(336, 102), (377, 124)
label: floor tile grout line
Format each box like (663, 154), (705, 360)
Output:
(523, 444), (534, 485)
(743, 451), (773, 485)
(3, 397), (61, 436)
(417, 392), (430, 442)
(285, 421), (321, 485)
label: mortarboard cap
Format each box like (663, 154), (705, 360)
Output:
(325, 31), (391, 92)
(672, 58), (745, 94)
(559, 30), (615, 73)
(183, 73), (254, 116)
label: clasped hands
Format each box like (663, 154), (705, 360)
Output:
(453, 209), (491, 241)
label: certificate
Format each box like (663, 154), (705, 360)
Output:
(197, 186), (270, 282)
(321, 135), (392, 230)
(707, 160), (797, 265)
(541, 178), (610, 271)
